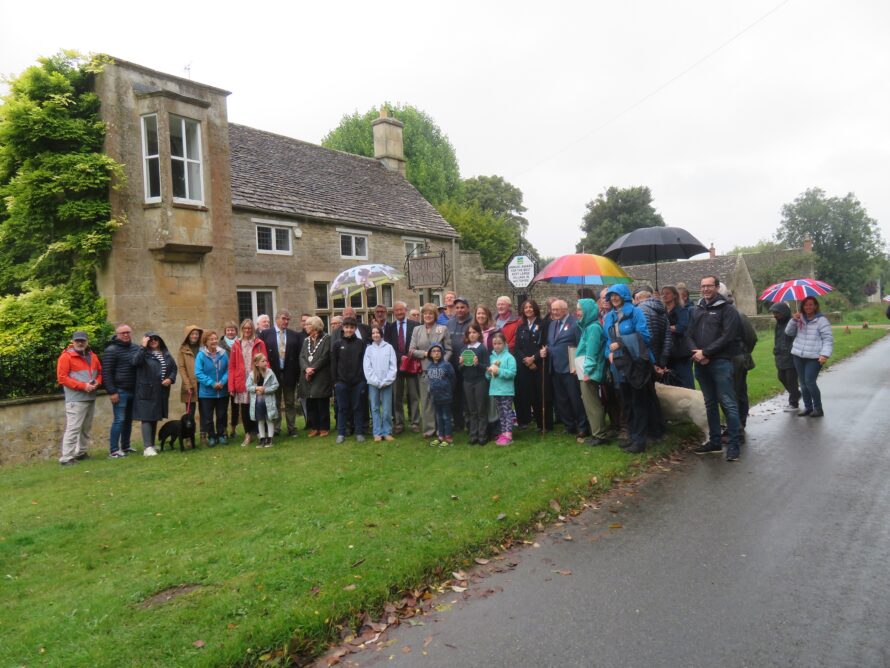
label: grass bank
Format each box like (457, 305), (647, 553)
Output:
(1, 328), (884, 667)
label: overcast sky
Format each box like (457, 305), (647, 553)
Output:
(2, 0), (888, 259)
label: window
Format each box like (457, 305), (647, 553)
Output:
(381, 284), (394, 308)
(237, 289), (275, 323)
(404, 239), (427, 258)
(256, 224), (292, 254)
(141, 115), (161, 202)
(350, 292), (363, 309)
(366, 287), (378, 308)
(340, 233), (368, 259)
(170, 114), (203, 203)
(314, 283), (329, 310)
(332, 293), (345, 309)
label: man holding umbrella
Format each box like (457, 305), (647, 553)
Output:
(686, 275), (742, 462)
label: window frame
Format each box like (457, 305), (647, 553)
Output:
(236, 288), (277, 323)
(141, 114), (161, 203)
(255, 223), (293, 255)
(339, 232), (369, 259)
(169, 114), (204, 205)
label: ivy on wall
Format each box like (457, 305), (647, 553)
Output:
(0, 51), (124, 399)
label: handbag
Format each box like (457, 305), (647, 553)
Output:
(399, 354), (422, 375)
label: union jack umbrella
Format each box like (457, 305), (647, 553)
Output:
(759, 278), (834, 302)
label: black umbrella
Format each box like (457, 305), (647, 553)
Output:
(603, 226), (709, 288)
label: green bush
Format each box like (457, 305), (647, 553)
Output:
(0, 286), (112, 399)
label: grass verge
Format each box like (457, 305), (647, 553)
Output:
(1, 328), (884, 667)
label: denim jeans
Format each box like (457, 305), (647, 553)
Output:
(368, 384), (393, 437)
(792, 355), (823, 411)
(335, 381), (366, 436)
(695, 358), (740, 451)
(109, 389), (134, 453)
(434, 402), (453, 437)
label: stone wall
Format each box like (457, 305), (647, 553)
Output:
(0, 395), (113, 466)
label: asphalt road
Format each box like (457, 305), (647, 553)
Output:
(347, 335), (890, 668)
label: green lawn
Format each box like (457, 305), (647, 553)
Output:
(837, 302), (890, 325)
(1, 328), (884, 667)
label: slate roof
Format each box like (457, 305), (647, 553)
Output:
(625, 256), (743, 288)
(228, 123), (458, 239)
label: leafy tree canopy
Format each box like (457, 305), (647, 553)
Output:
(321, 104), (460, 206)
(460, 175), (528, 235)
(726, 238), (788, 255)
(777, 188), (885, 302)
(576, 186), (665, 256)
(437, 199), (520, 270)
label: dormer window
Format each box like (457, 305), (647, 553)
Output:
(170, 115), (203, 203)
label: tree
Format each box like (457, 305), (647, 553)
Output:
(321, 104), (460, 205)
(575, 186), (665, 256)
(436, 200), (519, 270)
(461, 175), (528, 235)
(726, 238), (787, 255)
(777, 188), (885, 303)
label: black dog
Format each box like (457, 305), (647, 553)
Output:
(158, 413), (197, 452)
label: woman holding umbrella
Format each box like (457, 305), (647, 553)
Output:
(785, 296), (833, 417)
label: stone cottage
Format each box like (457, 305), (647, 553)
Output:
(94, 57), (460, 346)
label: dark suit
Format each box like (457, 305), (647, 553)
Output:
(385, 318), (420, 431)
(259, 326), (304, 434)
(548, 315), (587, 435)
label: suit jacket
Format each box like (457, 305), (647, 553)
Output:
(259, 326), (304, 388)
(548, 315), (581, 374)
(384, 318), (418, 359)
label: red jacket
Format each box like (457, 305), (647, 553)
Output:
(500, 316), (521, 353)
(228, 337), (268, 394)
(57, 345), (103, 400)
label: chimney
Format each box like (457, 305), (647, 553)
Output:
(803, 238), (813, 253)
(709, 243), (716, 259)
(371, 108), (406, 176)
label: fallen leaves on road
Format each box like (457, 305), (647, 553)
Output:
(549, 499), (562, 513)
(552, 569), (572, 576)
(474, 557), (489, 565)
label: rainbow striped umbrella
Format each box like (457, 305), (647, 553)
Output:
(532, 253), (631, 286)
(759, 278), (834, 302)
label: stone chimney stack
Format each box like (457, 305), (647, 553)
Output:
(372, 109), (406, 176)
(803, 238), (813, 253)
(709, 243), (716, 259)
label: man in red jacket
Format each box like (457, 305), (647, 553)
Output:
(57, 331), (103, 465)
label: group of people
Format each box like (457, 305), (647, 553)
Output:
(55, 277), (835, 465)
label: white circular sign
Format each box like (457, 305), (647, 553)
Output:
(506, 255), (535, 289)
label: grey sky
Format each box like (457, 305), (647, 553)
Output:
(2, 0), (888, 259)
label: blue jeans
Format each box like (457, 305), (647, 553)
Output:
(434, 402), (453, 438)
(695, 358), (740, 451)
(109, 390), (134, 453)
(335, 381), (366, 436)
(368, 384), (393, 437)
(792, 356), (822, 411)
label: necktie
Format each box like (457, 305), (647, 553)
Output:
(398, 321), (405, 354)
(278, 329), (286, 368)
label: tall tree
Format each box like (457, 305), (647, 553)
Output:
(436, 200), (519, 270)
(575, 186), (665, 256)
(321, 104), (460, 206)
(461, 175), (528, 235)
(777, 188), (884, 302)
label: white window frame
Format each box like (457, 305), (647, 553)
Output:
(170, 114), (204, 205)
(255, 223), (293, 255)
(141, 114), (161, 203)
(403, 237), (427, 258)
(237, 288), (277, 322)
(336, 226), (371, 260)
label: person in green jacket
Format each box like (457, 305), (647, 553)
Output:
(575, 298), (609, 446)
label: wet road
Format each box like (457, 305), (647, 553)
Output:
(349, 335), (890, 668)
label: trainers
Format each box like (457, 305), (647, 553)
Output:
(384, 435), (395, 442)
(495, 434), (509, 446)
(208, 437), (217, 447)
(143, 446), (158, 457)
(726, 449), (740, 462)
(60, 459), (79, 466)
(373, 436), (383, 443)
(217, 436), (228, 446)
(264, 438), (273, 448)
(122, 447), (137, 454)
(693, 443), (723, 455)
(336, 435), (346, 444)
(444, 436), (454, 446)
(356, 435), (366, 443)
(108, 451), (126, 459)
(809, 409), (824, 418)
(429, 438), (441, 447)
(783, 404), (799, 412)
(798, 408), (813, 417)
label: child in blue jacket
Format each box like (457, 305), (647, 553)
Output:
(486, 332), (517, 446)
(426, 343), (455, 446)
